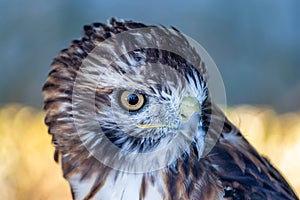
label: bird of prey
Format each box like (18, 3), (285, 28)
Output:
(43, 18), (298, 200)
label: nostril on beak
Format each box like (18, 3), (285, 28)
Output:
(180, 113), (187, 118)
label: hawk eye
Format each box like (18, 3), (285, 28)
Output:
(120, 91), (145, 111)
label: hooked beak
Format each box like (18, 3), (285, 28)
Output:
(179, 96), (204, 160)
(178, 96), (202, 138)
(179, 96), (201, 123)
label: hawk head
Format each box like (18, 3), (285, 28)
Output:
(43, 18), (298, 200)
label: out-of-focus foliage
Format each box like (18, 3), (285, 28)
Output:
(0, 104), (71, 199)
(0, 104), (299, 199)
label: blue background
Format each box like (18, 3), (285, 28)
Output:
(1, 0), (300, 112)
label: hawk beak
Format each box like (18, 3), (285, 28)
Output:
(179, 96), (204, 160)
(179, 96), (201, 123)
(178, 96), (201, 139)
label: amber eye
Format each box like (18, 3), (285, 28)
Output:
(120, 91), (145, 111)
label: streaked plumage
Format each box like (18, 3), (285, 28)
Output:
(43, 18), (298, 200)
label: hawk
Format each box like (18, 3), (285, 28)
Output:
(42, 18), (298, 200)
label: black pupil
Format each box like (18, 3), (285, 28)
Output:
(127, 93), (139, 105)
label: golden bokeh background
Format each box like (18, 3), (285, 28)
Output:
(0, 104), (299, 199)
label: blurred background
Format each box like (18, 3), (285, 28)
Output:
(0, 0), (299, 199)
